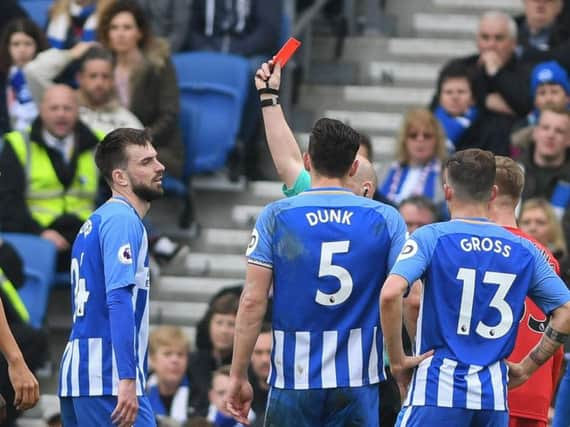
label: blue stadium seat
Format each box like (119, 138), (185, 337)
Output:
(1, 233), (57, 328)
(172, 52), (250, 175)
(19, 0), (52, 29)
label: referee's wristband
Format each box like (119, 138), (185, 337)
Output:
(261, 97), (280, 108)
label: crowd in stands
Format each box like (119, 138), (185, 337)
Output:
(0, 0), (570, 426)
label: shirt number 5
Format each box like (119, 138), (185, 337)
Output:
(315, 241), (353, 306)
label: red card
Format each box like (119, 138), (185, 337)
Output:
(273, 37), (302, 68)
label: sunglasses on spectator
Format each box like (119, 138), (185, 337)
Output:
(407, 132), (434, 140)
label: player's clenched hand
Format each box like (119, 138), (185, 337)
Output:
(506, 361), (530, 389)
(254, 61), (281, 92)
(111, 379), (138, 427)
(390, 350), (434, 399)
(226, 376), (253, 425)
(8, 357), (39, 411)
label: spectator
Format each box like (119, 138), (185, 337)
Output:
(248, 323), (270, 427)
(512, 60), (570, 151)
(147, 325), (191, 424)
(519, 198), (569, 276)
(0, 241), (46, 426)
(186, 0), (283, 181)
(432, 62), (479, 153)
(97, 0), (184, 179)
(207, 365), (254, 427)
(135, 0), (192, 53)
(0, 85), (99, 271)
(24, 43), (144, 134)
(434, 11), (533, 155)
(186, 0), (281, 59)
(0, 18), (49, 134)
(188, 292), (239, 416)
(519, 106), (570, 218)
(379, 108), (447, 207)
(46, 0), (114, 49)
(515, 0), (569, 57)
(398, 195), (439, 234)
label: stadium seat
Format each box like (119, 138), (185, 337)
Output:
(19, 0), (52, 29)
(1, 233), (56, 328)
(172, 52), (250, 175)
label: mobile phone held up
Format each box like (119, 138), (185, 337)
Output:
(273, 37), (302, 68)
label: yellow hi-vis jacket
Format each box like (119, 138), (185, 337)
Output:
(0, 267), (29, 324)
(4, 129), (101, 227)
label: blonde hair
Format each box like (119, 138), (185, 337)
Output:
(49, 0), (115, 19)
(149, 325), (190, 356)
(519, 198), (567, 255)
(395, 108), (447, 164)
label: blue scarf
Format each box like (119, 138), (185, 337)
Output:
(434, 106), (478, 153)
(47, 2), (97, 49)
(7, 66), (38, 131)
(147, 376), (190, 423)
(379, 159), (441, 204)
(207, 403), (253, 427)
(9, 68), (33, 104)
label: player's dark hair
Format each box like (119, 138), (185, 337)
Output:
(308, 118), (360, 178)
(494, 156), (524, 203)
(78, 46), (115, 72)
(444, 149), (496, 202)
(399, 195), (438, 222)
(95, 128), (152, 183)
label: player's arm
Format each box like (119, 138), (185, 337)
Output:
(108, 286), (138, 427)
(227, 263), (272, 425)
(509, 301), (570, 388)
(255, 62), (304, 189)
(100, 215), (140, 427)
(0, 299), (39, 410)
(509, 249), (570, 388)
(403, 280), (422, 343)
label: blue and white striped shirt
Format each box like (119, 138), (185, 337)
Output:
(391, 219), (570, 410)
(247, 187), (407, 389)
(59, 197), (150, 397)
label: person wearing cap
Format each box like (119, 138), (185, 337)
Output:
(511, 60), (570, 152)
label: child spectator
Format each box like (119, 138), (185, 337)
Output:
(248, 323), (271, 427)
(512, 60), (570, 153)
(207, 365), (254, 427)
(147, 325), (191, 424)
(0, 18), (49, 134)
(188, 292), (239, 416)
(432, 63), (479, 153)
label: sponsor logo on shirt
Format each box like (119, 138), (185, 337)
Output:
(118, 244), (133, 264)
(397, 239), (418, 261)
(79, 220), (92, 237)
(246, 229), (259, 256)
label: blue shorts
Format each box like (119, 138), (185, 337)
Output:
(60, 395), (156, 427)
(264, 384), (379, 427)
(396, 406), (508, 427)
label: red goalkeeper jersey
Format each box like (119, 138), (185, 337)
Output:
(505, 226), (564, 422)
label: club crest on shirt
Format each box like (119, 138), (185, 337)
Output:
(397, 239), (418, 261)
(118, 244), (133, 264)
(245, 229), (259, 256)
